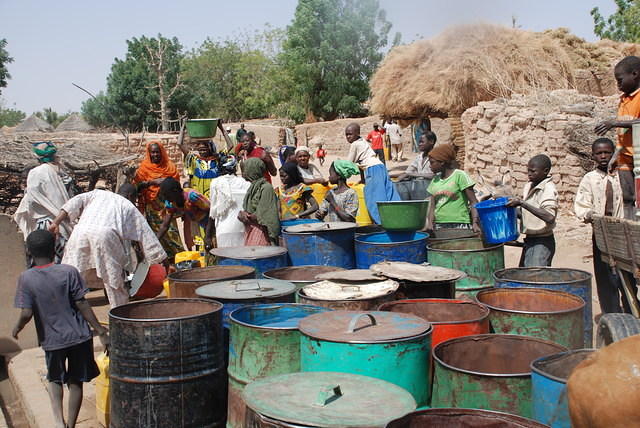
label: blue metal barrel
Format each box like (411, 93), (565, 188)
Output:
(531, 349), (594, 428)
(211, 246), (288, 278)
(493, 267), (593, 347)
(282, 222), (356, 268)
(355, 231), (428, 269)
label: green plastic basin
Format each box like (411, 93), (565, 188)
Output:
(377, 200), (429, 231)
(186, 118), (219, 138)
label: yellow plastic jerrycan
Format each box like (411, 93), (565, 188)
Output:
(348, 183), (373, 226)
(175, 250), (204, 268)
(310, 183), (336, 205)
(95, 351), (110, 427)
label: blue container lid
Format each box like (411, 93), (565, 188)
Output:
(195, 279), (296, 300)
(229, 303), (331, 330)
(474, 197), (510, 210)
(210, 246), (287, 260)
(355, 231), (429, 244)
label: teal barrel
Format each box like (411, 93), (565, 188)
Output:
(531, 349), (594, 428)
(431, 334), (567, 418)
(212, 246), (288, 278)
(299, 310), (432, 407)
(282, 222), (357, 268)
(263, 265), (346, 291)
(493, 267), (593, 347)
(242, 372), (416, 428)
(428, 237), (505, 297)
(355, 232), (429, 269)
(387, 408), (550, 427)
(476, 287), (585, 349)
(227, 303), (331, 428)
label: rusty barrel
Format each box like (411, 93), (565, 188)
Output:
(109, 299), (225, 428)
(493, 267), (593, 347)
(428, 238), (504, 297)
(227, 303), (330, 428)
(476, 288), (585, 349)
(263, 265), (346, 291)
(167, 265), (255, 298)
(378, 299), (490, 349)
(431, 334), (567, 418)
(386, 408), (550, 427)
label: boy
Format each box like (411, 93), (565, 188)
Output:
(366, 123), (386, 165)
(13, 230), (109, 428)
(316, 143), (326, 166)
(595, 55), (640, 219)
(574, 138), (628, 313)
(507, 154), (558, 267)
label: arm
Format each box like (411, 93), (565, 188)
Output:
(48, 209), (69, 235)
(75, 299), (109, 349)
(326, 192), (356, 222)
(217, 121), (234, 151)
(464, 187), (481, 233)
(205, 217), (216, 250)
(574, 177), (594, 223)
(177, 120), (189, 157)
(595, 118), (640, 135)
(12, 308), (33, 339)
(297, 192), (319, 218)
(507, 198), (556, 224)
(424, 195), (436, 232)
(261, 151), (278, 177)
(156, 212), (174, 240)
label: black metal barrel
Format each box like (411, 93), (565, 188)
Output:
(109, 298), (226, 428)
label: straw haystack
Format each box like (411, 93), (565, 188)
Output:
(15, 114), (54, 132)
(55, 113), (93, 132)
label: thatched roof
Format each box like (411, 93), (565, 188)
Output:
(370, 24), (610, 119)
(55, 113), (93, 132)
(15, 114), (54, 132)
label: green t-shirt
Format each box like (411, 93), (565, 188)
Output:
(427, 169), (475, 224)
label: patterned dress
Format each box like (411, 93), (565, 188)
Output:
(276, 183), (313, 220)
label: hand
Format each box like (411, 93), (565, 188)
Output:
(12, 325), (21, 340)
(315, 211), (324, 220)
(237, 211), (249, 224)
(472, 220), (482, 233)
(97, 329), (110, 351)
(325, 192), (337, 206)
(506, 197), (522, 207)
(595, 120), (616, 136)
(48, 222), (59, 236)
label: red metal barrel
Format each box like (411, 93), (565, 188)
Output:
(386, 408), (549, 427)
(378, 298), (490, 348)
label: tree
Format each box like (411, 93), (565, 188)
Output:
(592, 0), (640, 42)
(280, 0), (393, 121)
(81, 91), (112, 128)
(0, 105), (25, 127)
(0, 39), (13, 94)
(35, 107), (70, 128)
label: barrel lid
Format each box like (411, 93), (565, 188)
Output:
(301, 280), (399, 301)
(370, 261), (466, 282)
(209, 246), (287, 259)
(243, 371), (416, 427)
(285, 221), (357, 233)
(315, 269), (384, 282)
(195, 279), (296, 300)
(299, 310), (431, 343)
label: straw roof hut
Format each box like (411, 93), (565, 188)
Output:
(15, 114), (54, 132)
(55, 113), (93, 132)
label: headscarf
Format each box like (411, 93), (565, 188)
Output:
(332, 160), (359, 179)
(32, 141), (57, 163)
(295, 146), (310, 155)
(428, 143), (457, 163)
(134, 141), (180, 203)
(281, 161), (303, 186)
(243, 158), (280, 240)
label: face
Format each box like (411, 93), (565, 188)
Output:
(592, 142), (614, 169)
(345, 126), (359, 144)
(149, 144), (162, 164)
(279, 169), (290, 186)
(197, 141), (213, 158)
(328, 166), (340, 184)
(373, 125), (379, 131)
(527, 161), (548, 184)
(419, 136), (435, 153)
(241, 135), (252, 151)
(296, 151), (310, 168)
(429, 157), (445, 173)
(614, 66), (639, 95)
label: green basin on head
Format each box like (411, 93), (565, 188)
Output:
(186, 118), (219, 138)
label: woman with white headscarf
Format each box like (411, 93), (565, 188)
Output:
(295, 146), (327, 185)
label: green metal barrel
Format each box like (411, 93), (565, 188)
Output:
(428, 238), (504, 297)
(476, 287), (585, 349)
(227, 304), (329, 428)
(431, 334), (566, 418)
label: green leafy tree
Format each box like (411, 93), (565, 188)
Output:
(0, 39), (13, 94)
(592, 0), (640, 42)
(80, 91), (112, 128)
(281, 0), (393, 121)
(0, 105), (25, 127)
(35, 107), (70, 128)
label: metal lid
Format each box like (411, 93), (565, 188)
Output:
(243, 371), (416, 427)
(370, 261), (466, 282)
(195, 279), (296, 301)
(209, 246), (287, 259)
(301, 280), (399, 301)
(285, 221), (357, 233)
(299, 310), (431, 343)
(315, 269), (384, 282)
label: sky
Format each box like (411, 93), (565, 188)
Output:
(0, 0), (617, 115)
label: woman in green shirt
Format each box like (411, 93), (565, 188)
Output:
(426, 144), (480, 233)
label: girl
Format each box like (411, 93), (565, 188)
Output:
(316, 160), (359, 222)
(276, 162), (319, 220)
(238, 158), (280, 245)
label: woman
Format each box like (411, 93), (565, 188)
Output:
(236, 133), (277, 183)
(295, 146), (326, 185)
(14, 141), (74, 265)
(177, 126), (219, 197)
(134, 141), (183, 261)
(238, 158), (280, 245)
(316, 160), (359, 223)
(277, 162), (319, 220)
(426, 144), (481, 233)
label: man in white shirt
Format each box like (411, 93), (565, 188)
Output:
(385, 120), (403, 161)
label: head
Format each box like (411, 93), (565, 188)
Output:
(318, 143), (323, 149)
(226, 126), (231, 134)
(219, 154), (238, 175)
(149, 143), (163, 164)
(419, 131), (437, 154)
(280, 162), (303, 187)
(527, 154), (552, 185)
(240, 123), (245, 130)
(345, 123), (361, 144)
(283, 146), (297, 164)
(26, 229), (55, 261)
(196, 140), (216, 158)
(158, 177), (184, 208)
(614, 56), (640, 95)
(248, 131), (256, 143)
(373, 123), (379, 131)
(241, 134), (253, 152)
(242, 157), (266, 182)
(295, 147), (311, 168)
(592, 138), (616, 171)
(31, 141), (57, 163)
(428, 144), (457, 174)
(329, 160), (359, 185)
(117, 183), (138, 204)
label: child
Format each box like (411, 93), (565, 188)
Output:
(316, 144), (327, 166)
(595, 55), (640, 219)
(276, 162), (319, 220)
(426, 143), (480, 232)
(507, 154), (558, 267)
(316, 160), (360, 222)
(366, 123), (386, 165)
(13, 230), (109, 428)
(574, 138), (628, 313)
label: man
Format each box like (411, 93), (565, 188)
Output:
(366, 123), (386, 164)
(48, 185), (166, 308)
(385, 120), (403, 161)
(235, 123), (248, 143)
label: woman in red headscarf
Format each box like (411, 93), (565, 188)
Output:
(134, 141), (183, 261)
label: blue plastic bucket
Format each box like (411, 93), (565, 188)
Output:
(474, 197), (518, 244)
(355, 232), (429, 269)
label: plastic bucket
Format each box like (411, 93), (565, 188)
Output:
(474, 197), (518, 244)
(186, 118), (218, 138)
(377, 200), (429, 231)
(355, 231), (429, 269)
